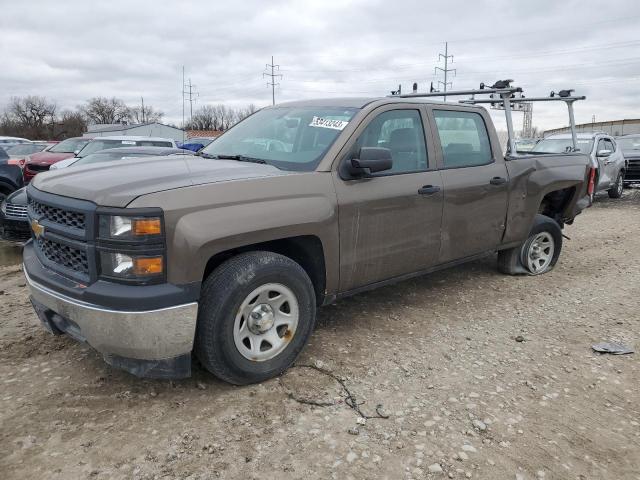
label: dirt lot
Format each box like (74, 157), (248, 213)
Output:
(1, 191), (639, 480)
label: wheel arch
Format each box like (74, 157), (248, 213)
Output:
(202, 235), (328, 306)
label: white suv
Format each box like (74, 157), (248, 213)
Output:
(533, 132), (627, 198)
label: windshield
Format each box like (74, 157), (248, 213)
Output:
(74, 151), (158, 166)
(201, 106), (358, 171)
(78, 139), (173, 157)
(532, 138), (594, 154)
(49, 138), (91, 153)
(616, 137), (640, 154)
(5, 144), (46, 155)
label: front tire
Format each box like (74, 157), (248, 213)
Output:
(608, 172), (624, 198)
(195, 251), (316, 385)
(498, 214), (562, 275)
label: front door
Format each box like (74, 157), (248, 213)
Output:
(332, 107), (443, 292)
(595, 137), (614, 188)
(431, 108), (509, 263)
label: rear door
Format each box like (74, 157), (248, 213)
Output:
(332, 105), (443, 292)
(429, 107), (509, 263)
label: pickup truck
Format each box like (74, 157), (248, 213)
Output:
(23, 97), (594, 384)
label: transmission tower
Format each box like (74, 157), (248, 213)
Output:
(435, 42), (456, 101)
(182, 78), (199, 123)
(263, 56), (283, 105)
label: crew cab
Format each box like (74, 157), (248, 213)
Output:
(23, 97), (593, 384)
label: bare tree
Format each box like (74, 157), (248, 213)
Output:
(129, 105), (164, 124)
(186, 105), (217, 130)
(55, 110), (87, 138)
(81, 97), (130, 124)
(6, 96), (57, 138)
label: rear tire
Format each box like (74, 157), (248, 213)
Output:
(498, 214), (562, 276)
(608, 172), (624, 198)
(195, 251), (316, 385)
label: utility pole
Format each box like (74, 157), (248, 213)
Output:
(182, 78), (199, 124)
(140, 96), (145, 123)
(263, 56), (283, 105)
(435, 42), (456, 101)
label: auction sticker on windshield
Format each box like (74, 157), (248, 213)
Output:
(309, 116), (349, 130)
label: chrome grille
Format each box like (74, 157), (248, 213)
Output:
(29, 199), (86, 230)
(35, 236), (89, 275)
(5, 203), (28, 218)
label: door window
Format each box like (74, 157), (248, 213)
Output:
(604, 139), (615, 152)
(434, 110), (493, 168)
(356, 109), (428, 174)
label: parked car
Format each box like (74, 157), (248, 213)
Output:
(0, 161), (24, 205)
(532, 132), (626, 198)
(74, 136), (177, 159)
(0, 188), (29, 243)
(51, 146), (192, 169)
(615, 134), (640, 185)
(4, 143), (54, 168)
(0, 136), (32, 150)
(515, 138), (539, 152)
(23, 137), (93, 183)
(24, 97), (593, 383)
(179, 137), (218, 152)
(2, 147), (191, 244)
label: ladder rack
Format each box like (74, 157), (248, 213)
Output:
(390, 81), (587, 155)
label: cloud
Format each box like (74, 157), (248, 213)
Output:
(1, 0), (638, 131)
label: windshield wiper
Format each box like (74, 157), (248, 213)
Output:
(211, 154), (268, 164)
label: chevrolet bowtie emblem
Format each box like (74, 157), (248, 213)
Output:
(31, 219), (45, 238)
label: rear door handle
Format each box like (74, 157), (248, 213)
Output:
(489, 176), (508, 186)
(418, 185), (441, 195)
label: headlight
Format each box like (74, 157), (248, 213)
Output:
(100, 252), (164, 280)
(96, 210), (166, 284)
(99, 215), (163, 240)
(0, 200), (6, 215)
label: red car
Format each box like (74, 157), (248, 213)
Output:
(23, 137), (91, 183)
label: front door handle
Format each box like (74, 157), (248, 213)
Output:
(418, 185), (441, 195)
(489, 176), (508, 186)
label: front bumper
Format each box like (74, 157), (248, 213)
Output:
(25, 266), (199, 379)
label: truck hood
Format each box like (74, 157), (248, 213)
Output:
(32, 155), (292, 207)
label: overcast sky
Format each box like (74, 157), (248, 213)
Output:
(1, 0), (639, 132)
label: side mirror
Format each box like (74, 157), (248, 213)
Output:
(596, 149), (612, 157)
(347, 147), (393, 177)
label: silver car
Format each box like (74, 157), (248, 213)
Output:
(532, 132), (627, 198)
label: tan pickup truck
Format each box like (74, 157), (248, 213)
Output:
(23, 97), (594, 384)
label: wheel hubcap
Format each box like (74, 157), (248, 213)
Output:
(617, 175), (623, 195)
(233, 283), (299, 362)
(525, 232), (555, 274)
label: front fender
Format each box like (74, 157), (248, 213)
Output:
(128, 173), (339, 291)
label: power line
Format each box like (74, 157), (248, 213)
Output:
(434, 41), (456, 101)
(263, 56), (283, 106)
(182, 78), (199, 123)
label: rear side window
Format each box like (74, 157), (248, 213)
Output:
(434, 110), (492, 168)
(138, 141), (173, 147)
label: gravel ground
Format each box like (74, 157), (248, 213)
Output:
(1, 191), (639, 480)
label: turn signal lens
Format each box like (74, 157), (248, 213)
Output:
(132, 218), (162, 236)
(133, 256), (163, 275)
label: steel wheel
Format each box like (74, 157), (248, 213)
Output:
(233, 283), (299, 362)
(525, 232), (555, 274)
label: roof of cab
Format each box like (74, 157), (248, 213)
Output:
(275, 96), (474, 109)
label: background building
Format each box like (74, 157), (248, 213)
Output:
(84, 122), (184, 142)
(544, 118), (640, 137)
